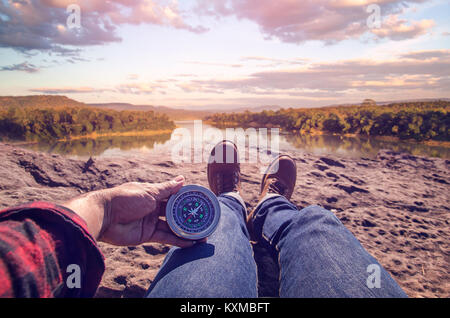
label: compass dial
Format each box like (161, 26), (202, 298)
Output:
(166, 185), (221, 240)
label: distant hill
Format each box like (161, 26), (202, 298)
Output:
(88, 103), (174, 112)
(1, 95), (448, 121)
(376, 98), (450, 105)
(87, 103), (282, 119)
(227, 105), (283, 113)
(0, 96), (284, 116)
(0, 95), (86, 108)
(88, 103), (213, 120)
(310, 98), (450, 110)
(0, 96), (212, 120)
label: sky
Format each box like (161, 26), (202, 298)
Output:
(0, 0), (449, 110)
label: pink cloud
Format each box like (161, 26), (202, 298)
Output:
(0, 0), (437, 54)
(196, 0), (434, 43)
(401, 49), (450, 60)
(115, 82), (166, 95)
(371, 15), (435, 41)
(29, 86), (108, 94)
(177, 50), (450, 95)
(30, 50), (449, 101)
(30, 81), (167, 95)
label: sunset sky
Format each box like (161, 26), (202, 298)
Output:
(0, 0), (449, 109)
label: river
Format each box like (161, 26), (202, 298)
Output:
(11, 121), (450, 159)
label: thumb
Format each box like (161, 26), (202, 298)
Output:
(153, 175), (185, 201)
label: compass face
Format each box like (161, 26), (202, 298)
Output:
(166, 185), (220, 240)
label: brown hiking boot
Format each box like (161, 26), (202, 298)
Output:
(247, 155), (297, 239)
(207, 140), (241, 196)
(259, 154), (297, 201)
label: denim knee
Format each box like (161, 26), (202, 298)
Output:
(298, 205), (342, 225)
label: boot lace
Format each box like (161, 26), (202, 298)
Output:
(216, 171), (239, 193)
(267, 178), (287, 195)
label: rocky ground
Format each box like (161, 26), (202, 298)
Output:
(0, 142), (448, 298)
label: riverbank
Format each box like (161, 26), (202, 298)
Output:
(0, 142), (448, 297)
(58, 129), (174, 141)
(205, 119), (450, 149)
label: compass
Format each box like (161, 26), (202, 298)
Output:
(166, 185), (221, 240)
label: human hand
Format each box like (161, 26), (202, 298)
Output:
(64, 176), (197, 248)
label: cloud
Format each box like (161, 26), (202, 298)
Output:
(241, 56), (308, 67)
(30, 81), (167, 95)
(28, 49), (449, 104)
(177, 50), (450, 96)
(115, 82), (165, 95)
(371, 15), (435, 41)
(400, 49), (450, 60)
(0, 62), (39, 73)
(196, 0), (434, 44)
(0, 0), (207, 53)
(0, 0), (438, 55)
(29, 86), (108, 94)
(183, 61), (243, 68)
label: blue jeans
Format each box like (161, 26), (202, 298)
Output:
(146, 194), (407, 298)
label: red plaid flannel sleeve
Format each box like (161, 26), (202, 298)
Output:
(0, 202), (105, 298)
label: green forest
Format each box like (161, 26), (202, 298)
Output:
(205, 101), (450, 142)
(0, 105), (175, 141)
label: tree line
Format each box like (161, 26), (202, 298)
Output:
(0, 105), (175, 141)
(205, 101), (450, 142)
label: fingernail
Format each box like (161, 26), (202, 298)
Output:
(174, 175), (185, 183)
